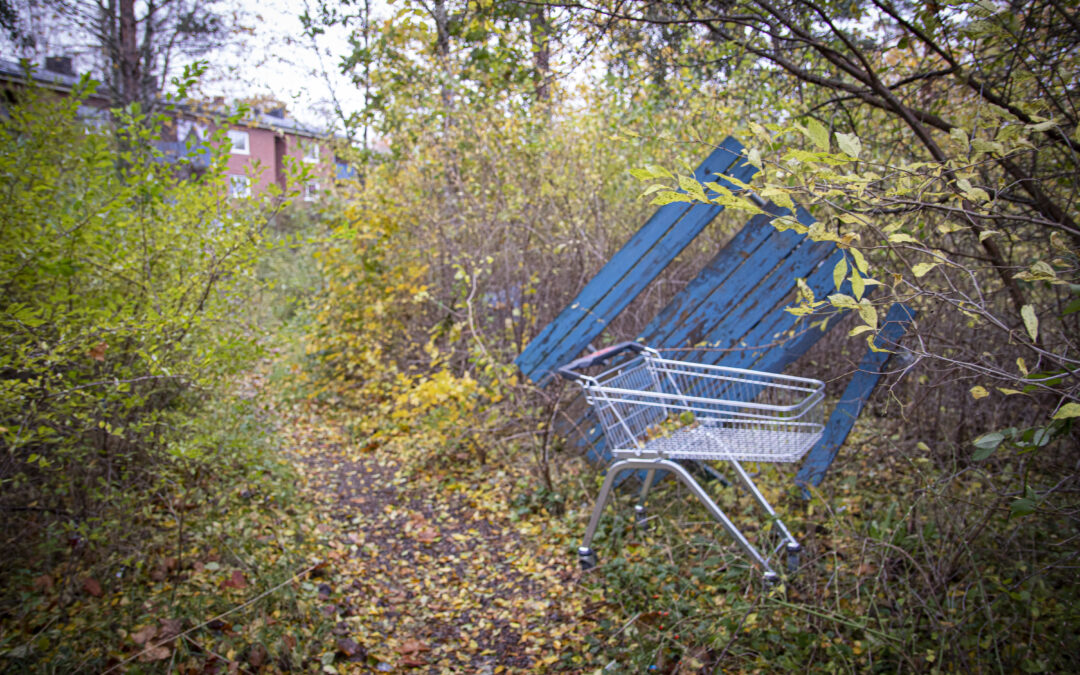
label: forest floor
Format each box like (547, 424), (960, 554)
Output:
(279, 388), (607, 673)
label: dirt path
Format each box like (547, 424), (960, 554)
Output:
(282, 403), (604, 673)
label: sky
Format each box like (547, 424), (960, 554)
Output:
(191, 0), (374, 131)
(0, 0), (376, 132)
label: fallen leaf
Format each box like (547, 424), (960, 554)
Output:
(158, 618), (183, 641)
(415, 527), (438, 544)
(131, 625), (158, 646)
(402, 654), (427, 667)
(82, 577), (103, 597)
(32, 574), (54, 592)
(138, 645), (170, 662)
(248, 643), (267, 668)
(398, 638), (430, 655)
(336, 637), (365, 658)
(221, 570), (247, 590)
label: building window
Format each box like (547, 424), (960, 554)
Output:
(229, 175), (251, 198)
(227, 129), (250, 155)
(303, 182), (320, 201)
(301, 140), (319, 163)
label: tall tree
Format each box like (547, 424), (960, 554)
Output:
(2, 0), (233, 109)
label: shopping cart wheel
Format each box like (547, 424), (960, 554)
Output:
(786, 542), (801, 575)
(633, 505), (650, 529)
(578, 547), (598, 571)
(763, 570), (780, 585)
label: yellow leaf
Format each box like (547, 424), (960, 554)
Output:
(1052, 402), (1080, 419)
(1021, 304), (1038, 342)
(833, 258), (848, 290)
(849, 247), (869, 274)
(912, 262), (937, 277)
(970, 386), (989, 400)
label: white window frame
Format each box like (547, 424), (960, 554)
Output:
(227, 129), (250, 155)
(301, 140), (320, 163)
(229, 174), (251, 198)
(303, 181), (320, 201)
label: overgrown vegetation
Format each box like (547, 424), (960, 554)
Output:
(2, 0), (1078, 672)
(299, 0), (1080, 671)
(0, 81), (337, 670)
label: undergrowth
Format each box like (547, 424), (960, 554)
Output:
(0, 389), (335, 672)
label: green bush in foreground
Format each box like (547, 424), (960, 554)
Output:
(0, 77), (327, 669)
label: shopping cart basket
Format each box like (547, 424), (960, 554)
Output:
(559, 342), (825, 582)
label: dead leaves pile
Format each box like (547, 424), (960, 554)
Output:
(284, 401), (607, 672)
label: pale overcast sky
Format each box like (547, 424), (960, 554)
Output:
(196, 0), (373, 130)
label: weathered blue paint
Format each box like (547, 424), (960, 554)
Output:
(515, 137), (754, 384)
(795, 303), (916, 493)
(522, 139), (912, 494)
(639, 206), (784, 341)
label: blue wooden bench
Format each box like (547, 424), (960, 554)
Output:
(515, 135), (914, 491)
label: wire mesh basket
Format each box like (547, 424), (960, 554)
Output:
(578, 350), (825, 462)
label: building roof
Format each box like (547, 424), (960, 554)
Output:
(0, 58), (334, 140)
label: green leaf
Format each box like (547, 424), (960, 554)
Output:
(1052, 402), (1080, 420)
(835, 132), (861, 159)
(850, 268), (866, 301)
(971, 431), (1003, 460)
(646, 164), (674, 179)
(1027, 119), (1058, 132)
(1010, 498), (1036, 518)
(949, 127), (969, 150)
(833, 258), (848, 290)
(804, 119), (830, 152)
(650, 191), (692, 206)
(856, 299), (876, 328)
(1021, 304), (1038, 342)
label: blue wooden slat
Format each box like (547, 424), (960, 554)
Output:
(516, 137), (753, 384)
(795, 303), (916, 493)
(657, 207), (828, 362)
(749, 251), (859, 372)
(648, 227), (806, 349)
(682, 240), (835, 365)
(638, 206), (785, 340)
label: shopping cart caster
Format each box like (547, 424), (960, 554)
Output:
(786, 542), (801, 575)
(633, 505), (650, 529)
(763, 570), (780, 585)
(578, 547), (598, 571)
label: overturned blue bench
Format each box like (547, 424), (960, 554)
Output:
(515, 135), (914, 493)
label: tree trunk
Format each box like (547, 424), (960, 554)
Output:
(118, 0), (139, 106)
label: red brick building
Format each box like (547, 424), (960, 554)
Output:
(0, 57), (353, 201)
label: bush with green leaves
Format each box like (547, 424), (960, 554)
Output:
(0, 79), (288, 574)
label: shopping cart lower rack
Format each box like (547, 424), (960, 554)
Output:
(559, 342), (825, 583)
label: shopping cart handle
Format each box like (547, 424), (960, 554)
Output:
(557, 342), (646, 380)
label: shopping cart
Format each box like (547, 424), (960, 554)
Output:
(558, 342), (825, 582)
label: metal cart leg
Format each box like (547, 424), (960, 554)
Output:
(634, 469), (656, 527)
(579, 459), (778, 581)
(727, 459), (799, 548)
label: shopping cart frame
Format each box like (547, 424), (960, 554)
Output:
(559, 342), (825, 582)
